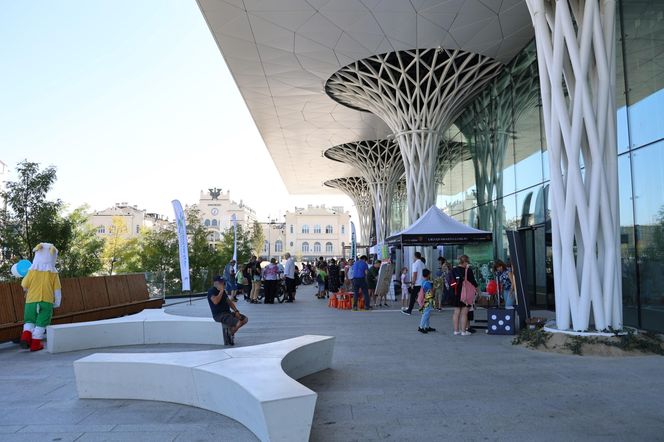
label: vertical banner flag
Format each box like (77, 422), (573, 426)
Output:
(231, 213), (238, 270)
(171, 200), (191, 291)
(350, 221), (357, 259)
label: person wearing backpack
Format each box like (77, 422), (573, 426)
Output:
(452, 255), (478, 336)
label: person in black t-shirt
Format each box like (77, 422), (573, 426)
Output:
(208, 276), (248, 337)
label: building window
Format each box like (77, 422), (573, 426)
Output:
(263, 240), (269, 253)
(302, 242), (309, 252)
(290, 242), (294, 247)
(211, 219), (218, 227)
(97, 225), (106, 234)
(275, 240), (283, 252)
(314, 224), (321, 234)
(325, 242), (333, 253)
(204, 219), (211, 227)
(341, 225), (345, 234)
(290, 224), (294, 234)
(135, 225), (140, 234)
(325, 224), (333, 234)
(301, 224), (309, 234)
(313, 242), (321, 252)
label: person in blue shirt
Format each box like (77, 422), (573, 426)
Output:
(351, 255), (371, 311)
(418, 269), (436, 333)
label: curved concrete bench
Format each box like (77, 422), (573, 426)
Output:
(74, 335), (334, 442)
(47, 309), (225, 353)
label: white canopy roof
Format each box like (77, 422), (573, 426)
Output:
(387, 205), (492, 245)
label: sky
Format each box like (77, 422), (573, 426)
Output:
(0, 0), (356, 222)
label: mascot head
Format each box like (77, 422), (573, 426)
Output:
(30, 243), (59, 273)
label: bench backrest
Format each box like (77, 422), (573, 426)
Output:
(0, 283), (17, 324)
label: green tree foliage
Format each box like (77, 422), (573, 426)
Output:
(0, 160), (70, 260)
(101, 216), (140, 275)
(217, 224), (254, 265)
(249, 220), (264, 256)
(186, 208), (223, 292)
(58, 206), (105, 277)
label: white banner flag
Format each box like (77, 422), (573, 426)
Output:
(231, 213), (238, 269)
(350, 221), (357, 259)
(171, 200), (191, 291)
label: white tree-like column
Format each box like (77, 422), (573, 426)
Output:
(326, 49), (503, 223)
(458, 47), (539, 257)
(324, 177), (373, 245)
(391, 179), (408, 233)
(324, 140), (404, 244)
(527, 0), (621, 331)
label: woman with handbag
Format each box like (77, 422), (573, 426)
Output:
(452, 255), (478, 336)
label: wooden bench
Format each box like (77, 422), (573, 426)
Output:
(0, 274), (163, 342)
(74, 335), (335, 442)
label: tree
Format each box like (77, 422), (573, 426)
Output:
(0, 160), (68, 259)
(58, 206), (105, 277)
(217, 224), (254, 265)
(133, 226), (180, 295)
(101, 216), (140, 275)
(186, 208), (223, 292)
(249, 220), (264, 256)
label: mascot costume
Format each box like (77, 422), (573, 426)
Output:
(19, 243), (62, 352)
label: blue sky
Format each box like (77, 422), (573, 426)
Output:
(0, 0), (353, 221)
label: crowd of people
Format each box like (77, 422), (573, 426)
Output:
(208, 251), (516, 340)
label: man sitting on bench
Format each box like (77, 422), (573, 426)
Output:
(208, 276), (248, 341)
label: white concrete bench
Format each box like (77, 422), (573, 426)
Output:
(47, 309), (225, 353)
(74, 335), (334, 442)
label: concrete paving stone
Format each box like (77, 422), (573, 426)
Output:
(111, 423), (209, 432)
(0, 425), (24, 434)
(17, 424), (115, 433)
(76, 431), (180, 441)
(173, 427), (258, 442)
(77, 405), (180, 425)
(37, 399), (129, 410)
(0, 432), (83, 442)
(0, 408), (96, 426)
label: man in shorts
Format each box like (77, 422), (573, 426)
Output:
(207, 276), (248, 344)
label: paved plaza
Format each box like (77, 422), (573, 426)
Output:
(0, 284), (662, 442)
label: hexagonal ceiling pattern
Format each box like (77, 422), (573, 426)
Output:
(196, 0), (533, 194)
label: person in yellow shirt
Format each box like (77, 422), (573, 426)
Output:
(20, 243), (62, 352)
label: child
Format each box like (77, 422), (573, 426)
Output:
(418, 269), (436, 333)
(400, 267), (409, 308)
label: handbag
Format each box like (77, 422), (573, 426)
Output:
(460, 267), (476, 306)
(416, 287), (425, 307)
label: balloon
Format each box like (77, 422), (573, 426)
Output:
(11, 264), (21, 278)
(16, 260), (32, 277)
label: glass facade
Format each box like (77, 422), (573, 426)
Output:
(436, 0), (664, 331)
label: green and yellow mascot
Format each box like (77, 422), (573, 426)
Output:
(19, 243), (62, 352)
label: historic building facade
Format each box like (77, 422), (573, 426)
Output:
(90, 203), (170, 238)
(281, 205), (351, 262)
(191, 188), (257, 245)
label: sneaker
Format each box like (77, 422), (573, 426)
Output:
(383, 303), (389, 307)
(418, 327), (428, 334)
(401, 309), (411, 316)
(426, 327), (436, 332)
(453, 331), (461, 335)
(461, 331), (471, 336)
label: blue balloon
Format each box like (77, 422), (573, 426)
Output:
(16, 260), (31, 277)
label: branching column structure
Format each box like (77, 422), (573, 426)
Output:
(435, 140), (469, 193)
(391, 179), (408, 234)
(326, 49), (503, 224)
(527, 0), (621, 331)
(458, 48), (539, 257)
(323, 177), (373, 245)
(324, 140), (404, 244)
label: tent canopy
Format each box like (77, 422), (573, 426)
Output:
(386, 206), (492, 246)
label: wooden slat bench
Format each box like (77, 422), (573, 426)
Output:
(0, 273), (163, 342)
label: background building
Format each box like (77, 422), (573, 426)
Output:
(259, 220), (286, 261)
(191, 188), (257, 245)
(90, 203), (170, 238)
(283, 205), (350, 262)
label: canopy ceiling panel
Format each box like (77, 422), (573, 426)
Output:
(197, 0), (533, 193)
